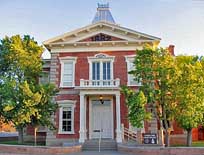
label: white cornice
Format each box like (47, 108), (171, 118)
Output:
(49, 40), (154, 46)
(51, 45), (143, 53)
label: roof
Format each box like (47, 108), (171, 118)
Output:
(43, 22), (161, 47)
(92, 3), (115, 24)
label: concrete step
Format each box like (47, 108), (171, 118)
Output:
(82, 139), (117, 151)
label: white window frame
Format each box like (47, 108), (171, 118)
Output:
(58, 100), (76, 134)
(88, 53), (115, 80)
(59, 56), (77, 88)
(125, 55), (141, 86)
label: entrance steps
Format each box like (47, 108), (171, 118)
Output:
(82, 139), (117, 151)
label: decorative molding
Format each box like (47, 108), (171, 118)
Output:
(50, 45), (143, 53)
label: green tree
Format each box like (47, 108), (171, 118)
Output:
(121, 86), (151, 128)
(0, 35), (57, 144)
(172, 56), (204, 146)
(123, 47), (176, 146)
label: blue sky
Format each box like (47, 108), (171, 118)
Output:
(0, 0), (204, 58)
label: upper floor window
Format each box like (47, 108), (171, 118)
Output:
(92, 61), (111, 80)
(59, 57), (77, 87)
(88, 53), (114, 82)
(125, 55), (141, 86)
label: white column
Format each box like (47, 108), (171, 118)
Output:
(84, 96), (87, 140)
(79, 93), (85, 143)
(116, 94), (122, 143)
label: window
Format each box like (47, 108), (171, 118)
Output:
(103, 62), (111, 80)
(62, 107), (72, 132)
(92, 61), (111, 80)
(92, 62), (100, 80)
(60, 57), (77, 87)
(39, 72), (50, 84)
(125, 56), (141, 86)
(88, 54), (114, 86)
(58, 100), (76, 134)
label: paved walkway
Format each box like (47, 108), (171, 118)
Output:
(0, 151), (130, 155)
(68, 151), (129, 155)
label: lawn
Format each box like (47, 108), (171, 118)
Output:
(171, 141), (204, 147)
(192, 141), (204, 147)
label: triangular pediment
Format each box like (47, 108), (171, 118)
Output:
(43, 22), (161, 50)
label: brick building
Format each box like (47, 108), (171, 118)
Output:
(33, 3), (198, 146)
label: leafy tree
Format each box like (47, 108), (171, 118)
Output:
(123, 46), (176, 146)
(121, 86), (151, 128)
(171, 56), (204, 146)
(0, 35), (57, 144)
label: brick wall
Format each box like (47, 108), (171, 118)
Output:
(0, 144), (81, 154)
(118, 145), (204, 155)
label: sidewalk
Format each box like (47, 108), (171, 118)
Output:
(0, 151), (129, 155)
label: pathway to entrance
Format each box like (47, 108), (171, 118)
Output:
(68, 151), (130, 155)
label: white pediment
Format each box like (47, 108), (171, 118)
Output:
(43, 21), (161, 50)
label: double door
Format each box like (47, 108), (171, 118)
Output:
(91, 100), (113, 139)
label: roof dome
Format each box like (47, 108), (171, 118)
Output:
(92, 3), (116, 24)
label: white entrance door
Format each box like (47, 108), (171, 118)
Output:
(91, 100), (113, 139)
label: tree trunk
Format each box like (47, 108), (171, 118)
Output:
(164, 129), (170, 147)
(34, 127), (38, 146)
(187, 129), (192, 147)
(17, 126), (24, 144)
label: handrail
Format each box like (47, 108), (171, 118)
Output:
(121, 124), (137, 142)
(99, 129), (102, 152)
(93, 129), (102, 152)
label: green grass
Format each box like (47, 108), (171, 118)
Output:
(192, 141), (204, 147)
(171, 141), (204, 147)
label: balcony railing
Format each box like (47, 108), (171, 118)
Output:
(80, 79), (120, 88)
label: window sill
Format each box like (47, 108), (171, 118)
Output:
(59, 85), (75, 88)
(58, 131), (75, 135)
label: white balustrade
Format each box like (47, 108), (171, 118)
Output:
(80, 78), (120, 88)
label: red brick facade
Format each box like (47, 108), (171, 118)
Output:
(54, 51), (135, 139)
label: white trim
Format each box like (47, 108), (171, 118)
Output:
(80, 90), (120, 96)
(89, 96), (114, 139)
(125, 55), (142, 86)
(51, 46), (143, 53)
(58, 100), (76, 134)
(59, 56), (77, 88)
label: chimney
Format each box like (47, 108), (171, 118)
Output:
(168, 45), (175, 56)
